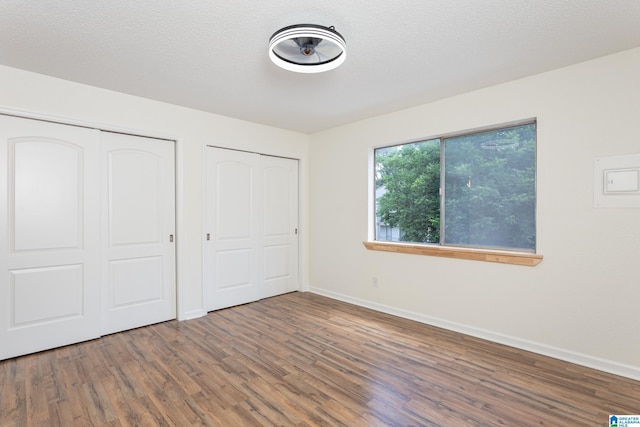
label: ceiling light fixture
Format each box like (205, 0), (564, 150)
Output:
(268, 24), (346, 73)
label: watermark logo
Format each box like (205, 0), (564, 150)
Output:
(610, 415), (640, 427)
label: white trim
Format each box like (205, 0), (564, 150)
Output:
(296, 155), (309, 292)
(181, 309), (208, 321)
(201, 142), (211, 313)
(309, 287), (640, 381)
(0, 106), (176, 141)
(174, 133), (190, 321)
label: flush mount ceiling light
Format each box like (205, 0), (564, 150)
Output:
(268, 24), (346, 73)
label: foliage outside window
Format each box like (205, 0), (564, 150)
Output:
(375, 122), (536, 252)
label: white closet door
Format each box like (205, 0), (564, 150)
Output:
(0, 115), (101, 360)
(204, 147), (299, 311)
(101, 132), (176, 335)
(261, 155), (299, 298)
(205, 147), (262, 311)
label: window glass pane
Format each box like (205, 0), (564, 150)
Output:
(443, 123), (536, 251)
(375, 139), (440, 243)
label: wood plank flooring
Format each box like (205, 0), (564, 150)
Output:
(1, 292), (638, 426)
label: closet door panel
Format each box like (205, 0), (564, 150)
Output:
(11, 265), (83, 325)
(261, 155), (299, 298)
(101, 132), (176, 335)
(13, 140), (82, 250)
(205, 147), (261, 311)
(0, 115), (101, 360)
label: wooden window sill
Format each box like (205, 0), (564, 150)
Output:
(363, 241), (543, 267)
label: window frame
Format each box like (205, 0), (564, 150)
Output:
(366, 119), (542, 266)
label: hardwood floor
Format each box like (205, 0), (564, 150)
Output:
(1, 292), (638, 426)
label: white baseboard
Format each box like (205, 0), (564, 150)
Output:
(179, 309), (207, 321)
(308, 287), (640, 381)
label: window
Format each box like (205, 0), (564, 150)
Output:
(375, 121), (536, 253)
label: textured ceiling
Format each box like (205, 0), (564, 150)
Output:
(1, 1), (640, 134)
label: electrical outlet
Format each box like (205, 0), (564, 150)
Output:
(371, 276), (378, 288)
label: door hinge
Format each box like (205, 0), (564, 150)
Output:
(170, 234), (174, 243)
(206, 233), (211, 241)
(294, 228), (298, 235)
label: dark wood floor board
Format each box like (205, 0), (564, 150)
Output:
(24, 356), (50, 425)
(365, 393), (430, 427)
(123, 395), (169, 427)
(190, 390), (228, 425)
(402, 394), (479, 427)
(488, 358), (628, 419)
(0, 365), (25, 426)
(46, 397), (76, 427)
(2, 291), (639, 426)
(241, 377), (310, 426)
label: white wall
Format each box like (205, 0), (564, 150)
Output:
(0, 64), (309, 321)
(308, 48), (640, 379)
(2, 47), (639, 380)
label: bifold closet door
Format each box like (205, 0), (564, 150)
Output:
(101, 132), (176, 335)
(204, 147), (298, 311)
(0, 115), (101, 360)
